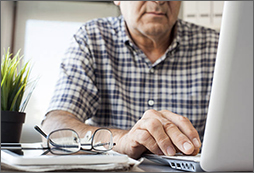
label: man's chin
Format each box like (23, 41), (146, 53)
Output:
(141, 26), (170, 37)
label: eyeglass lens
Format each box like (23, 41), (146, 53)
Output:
(48, 129), (80, 155)
(47, 128), (113, 155)
(92, 129), (113, 151)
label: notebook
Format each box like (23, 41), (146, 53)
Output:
(1, 143), (140, 172)
(144, 1), (253, 172)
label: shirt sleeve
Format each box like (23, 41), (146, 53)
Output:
(46, 27), (100, 122)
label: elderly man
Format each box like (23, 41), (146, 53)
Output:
(42, 1), (219, 159)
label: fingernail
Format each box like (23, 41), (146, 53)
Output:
(183, 142), (192, 152)
(193, 138), (200, 148)
(167, 146), (175, 155)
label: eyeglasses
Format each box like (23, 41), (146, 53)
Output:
(34, 125), (115, 155)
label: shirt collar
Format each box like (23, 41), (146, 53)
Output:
(167, 20), (181, 53)
(120, 16), (131, 45)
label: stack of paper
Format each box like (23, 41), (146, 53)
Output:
(1, 143), (141, 172)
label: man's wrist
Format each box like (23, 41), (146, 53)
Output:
(110, 128), (129, 154)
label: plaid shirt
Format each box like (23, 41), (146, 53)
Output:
(47, 15), (219, 142)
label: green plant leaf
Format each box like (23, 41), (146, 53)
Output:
(9, 84), (26, 111)
(1, 48), (35, 112)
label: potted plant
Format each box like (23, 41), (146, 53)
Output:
(1, 48), (35, 143)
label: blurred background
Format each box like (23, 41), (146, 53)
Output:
(1, 1), (224, 143)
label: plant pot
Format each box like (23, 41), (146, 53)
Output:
(1, 110), (26, 143)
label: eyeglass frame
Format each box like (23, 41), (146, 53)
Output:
(34, 125), (115, 155)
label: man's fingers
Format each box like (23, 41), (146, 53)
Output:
(143, 109), (197, 155)
(160, 110), (201, 149)
(137, 117), (176, 156)
(162, 120), (195, 155)
(129, 109), (201, 158)
(133, 129), (164, 155)
(175, 145), (200, 156)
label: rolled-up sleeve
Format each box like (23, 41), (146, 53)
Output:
(46, 30), (100, 122)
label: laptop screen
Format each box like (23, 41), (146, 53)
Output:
(201, 1), (253, 171)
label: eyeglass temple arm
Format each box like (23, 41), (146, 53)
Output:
(34, 125), (70, 148)
(34, 125), (48, 138)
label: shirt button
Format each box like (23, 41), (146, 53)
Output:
(148, 99), (155, 106)
(149, 68), (155, 74)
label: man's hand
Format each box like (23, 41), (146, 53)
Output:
(42, 110), (201, 160)
(113, 109), (201, 159)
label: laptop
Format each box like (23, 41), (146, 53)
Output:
(144, 1), (253, 172)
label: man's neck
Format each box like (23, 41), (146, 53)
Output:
(127, 23), (177, 64)
(136, 36), (171, 64)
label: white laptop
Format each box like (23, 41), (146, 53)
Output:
(144, 1), (253, 172)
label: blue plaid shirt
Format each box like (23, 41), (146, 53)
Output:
(47, 15), (219, 142)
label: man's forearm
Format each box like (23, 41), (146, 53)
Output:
(42, 110), (99, 137)
(41, 110), (128, 153)
(41, 109), (201, 159)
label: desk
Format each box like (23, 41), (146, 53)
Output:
(1, 144), (182, 172)
(1, 159), (182, 172)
